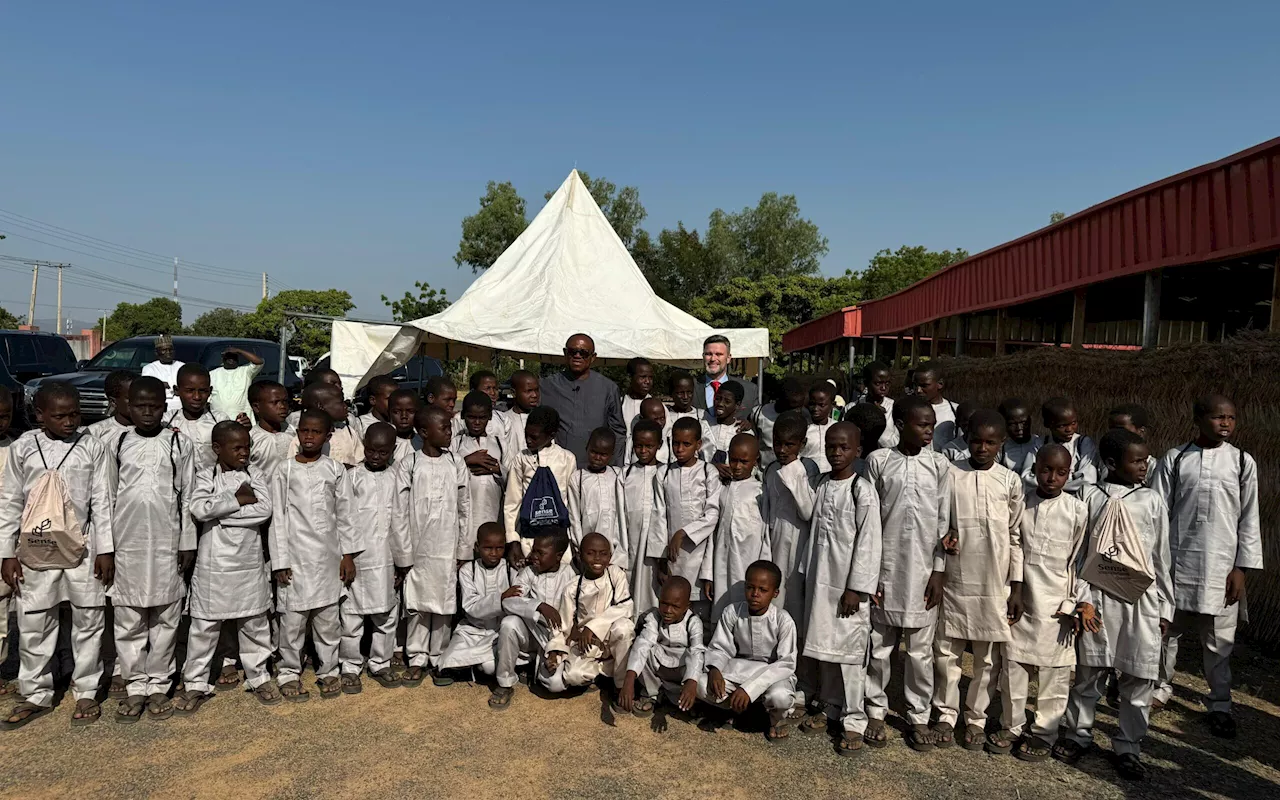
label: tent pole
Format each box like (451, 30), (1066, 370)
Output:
(756, 357), (765, 403)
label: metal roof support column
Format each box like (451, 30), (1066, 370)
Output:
(954, 315), (966, 357)
(1142, 270), (1162, 349)
(847, 338), (856, 374)
(929, 320), (940, 359)
(870, 336), (879, 362)
(1271, 255), (1280, 332)
(995, 309), (1007, 356)
(910, 326), (921, 366)
(895, 332), (904, 368)
(1071, 288), (1087, 349)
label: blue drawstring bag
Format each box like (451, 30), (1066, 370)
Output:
(518, 464), (569, 538)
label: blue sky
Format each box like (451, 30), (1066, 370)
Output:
(2, 1), (1278, 330)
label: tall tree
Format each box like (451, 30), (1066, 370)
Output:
(704, 193), (829, 280)
(546, 171), (648, 250)
(637, 223), (726, 310)
(0, 306), (21, 330)
(189, 307), (249, 337)
(859, 245), (969, 300)
(455, 181), (528, 273)
(243, 289), (354, 363)
(382, 281), (450, 323)
(97, 297), (184, 339)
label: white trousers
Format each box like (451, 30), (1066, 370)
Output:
(1001, 660), (1071, 743)
(278, 604), (341, 683)
(496, 615), (551, 689)
(114, 602), (182, 697)
(539, 623), (635, 693)
(816, 661), (869, 734)
(1064, 666), (1154, 757)
(866, 620), (935, 726)
(19, 603), (104, 708)
(934, 636), (1000, 728)
(183, 614), (273, 693)
(696, 672), (795, 726)
(104, 599), (122, 679)
(340, 602), (399, 676)
(405, 611), (452, 669)
(1155, 606), (1237, 714)
(0, 592), (11, 669)
(638, 662), (686, 702)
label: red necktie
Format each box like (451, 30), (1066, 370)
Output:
(711, 379), (722, 393)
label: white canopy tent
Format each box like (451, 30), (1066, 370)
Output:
(332, 169), (769, 395)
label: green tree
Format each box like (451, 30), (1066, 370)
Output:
(455, 181), (529, 273)
(636, 223), (726, 310)
(689, 273), (861, 376)
(382, 281), (450, 323)
(243, 289), (354, 363)
(859, 245), (969, 301)
(97, 297), (184, 339)
(704, 193), (829, 280)
(189, 307), (249, 337)
(546, 171), (648, 250)
(1049, 210), (1067, 224)
(0, 306), (21, 329)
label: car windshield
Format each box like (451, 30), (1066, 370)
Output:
(83, 340), (210, 371)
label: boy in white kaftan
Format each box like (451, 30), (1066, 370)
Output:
(542, 535), (634, 692)
(1149, 396), (1262, 726)
(621, 421), (664, 618)
(490, 532), (575, 709)
(438, 526), (514, 676)
(648, 447), (721, 609)
(455, 392), (511, 551)
(703, 434), (771, 624)
(568, 429), (627, 558)
(624, 578), (705, 710)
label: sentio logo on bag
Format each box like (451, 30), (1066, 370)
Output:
(532, 496), (557, 523)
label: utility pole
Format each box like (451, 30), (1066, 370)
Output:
(27, 263), (39, 327)
(56, 264), (64, 336)
(101, 310), (107, 343)
(173, 257), (179, 298)
(262, 272), (268, 300)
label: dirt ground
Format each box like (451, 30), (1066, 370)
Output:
(3, 643), (1280, 800)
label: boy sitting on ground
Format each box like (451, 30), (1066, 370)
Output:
(619, 576), (704, 718)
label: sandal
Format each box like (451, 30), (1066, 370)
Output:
(1115, 752), (1147, 782)
(252, 681), (283, 706)
(837, 732), (865, 757)
(71, 698), (101, 727)
(108, 675), (128, 700)
(115, 695), (146, 725)
(280, 680), (310, 703)
(341, 674), (363, 695)
(800, 713), (828, 734)
(432, 670), (454, 687)
(1151, 697), (1166, 713)
(402, 666), (426, 688)
(173, 689), (212, 717)
(908, 724), (936, 752)
(0, 679), (19, 697)
(1051, 738), (1091, 765)
(985, 728), (1015, 755)
(632, 695), (656, 719)
(1014, 735), (1052, 763)
(370, 669), (401, 689)
(1208, 711), (1237, 739)
(930, 722), (954, 749)
(864, 719), (889, 749)
(962, 724), (986, 751)
(146, 693), (174, 721)
(215, 665), (242, 692)
(317, 676), (341, 699)
(766, 723), (790, 742)
(488, 685), (514, 711)
(1, 701), (52, 730)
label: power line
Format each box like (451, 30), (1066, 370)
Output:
(0, 231), (261, 288)
(0, 261), (259, 312)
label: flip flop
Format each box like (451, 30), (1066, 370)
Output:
(71, 699), (101, 727)
(863, 719), (889, 749)
(252, 681), (283, 706)
(341, 674), (363, 695)
(488, 686), (514, 712)
(280, 681), (310, 703)
(108, 675), (128, 701)
(369, 669), (401, 689)
(908, 725), (936, 752)
(837, 733), (865, 757)
(215, 666), (242, 692)
(115, 696), (146, 725)
(930, 722), (953, 749)
(147, 693), (174, 721)
(173, 689), (212, 717)
(963, 724), (988, 752)
(0, 701), (52, 731)
(317, 676), (342, 699)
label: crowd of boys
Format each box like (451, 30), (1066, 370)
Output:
(0, 349), (1261, 785)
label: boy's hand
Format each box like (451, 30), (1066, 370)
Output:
(178, 549), (196, 574)
(838, 589), (861, 618)
(545, 651), (562, 672)
(505, 542), (526, 570)
(2, 558), (24, 591)
(666, 530), (686, 563)
(394, 566), (410, 590)
(733, 418), (753, 433)
(234, 482), (258, 506)
(340, 554), (357, 585)
(872, 583), (884, 607)
(274, 568), (293, 586)
(94, 554), (115, 587)
(1076, 602), (1101, 633)
(576, 626), (600, 652)
(502, 585), (523, 600)
(236, 413), (252, 428)
(713, 464), (733, 484)
(1160, 617), (1171, 637)
(924, 571), (945, 610)
(729, 687), (751, 714)
(537, 602), (562, 629)
(942, 532), (960, 555)
(654, 559), (671, 585)
(708, 667), (726, 702)
(1225, 567), (1246, 606)
(679, 678), (697, 711)
(702, 580), (714, 601)
(1006, 583), (1024, 625)
(464, 450), (499, 476)
(619, 673), (637, 713)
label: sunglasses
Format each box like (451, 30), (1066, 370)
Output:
(564, 347), (594, 358)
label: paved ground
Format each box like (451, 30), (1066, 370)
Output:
(3, 643), (1280, 799)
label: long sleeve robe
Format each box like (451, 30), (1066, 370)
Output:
(930, 398), (958, 452)
(502, 564), (576, 632)
(110, 430), (196, 608)
(287, 417), (364, 468)
(872, 397), (898, 450)
(704, 602), (798, 701)
(342, 464), (400, 616)
(568, 467), (627, 559)
(647, 461), (722, 585)
(187, 464), (273, 619)
(269, 456), (362, 612)
(626, 608), (705, 682)
(999, 438), (1037, 474)
(802, 420), (836, 472)
(1006, 490), (1088, 668)
(502, 444), (576, 545)
(802, 473), (882, 664)
(165, 407), (220, 470)
(940, 460), (1025, 642)
(1149, 442), (1263, 616)
(0, 430), (116, 611)
(455, 429), (510, 548)
(86, 416), (131, 444)
(762, 457), (819, 622)
(249, 424), (295, 480)
(439, 560), (514, 670)
(864, 446), (953, 629)
(1075, 483), (1174, 680)
(392, 450), (470, 614)
(1019, 433), (1099, 494)
(545, 565), (634, 656)
(705, 477), (771, 622)
(620, 462), (662, 617)
(701, 422), (747, 464)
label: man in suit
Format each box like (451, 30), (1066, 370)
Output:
(694, 334), (759, 415)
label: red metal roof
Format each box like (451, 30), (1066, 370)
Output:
(781, 306), (861, 352)
(858, 137), (1280, 335)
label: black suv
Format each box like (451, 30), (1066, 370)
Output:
(24, 335), (301, 424)
(0, 331), (79, 426)
(308, 353), (444, 414)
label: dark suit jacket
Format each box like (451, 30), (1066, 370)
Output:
(694, 373), (759, 414)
